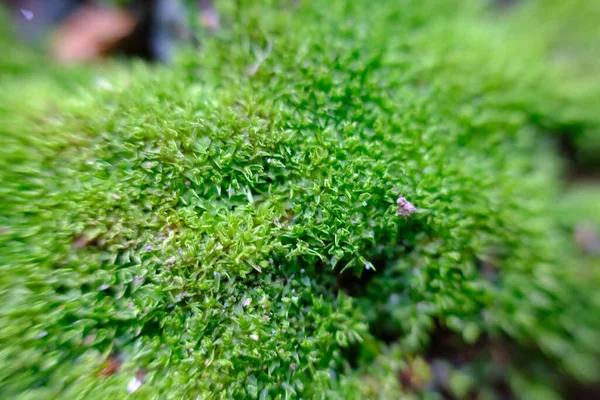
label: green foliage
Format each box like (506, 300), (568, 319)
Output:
(1, 0), (600, 399)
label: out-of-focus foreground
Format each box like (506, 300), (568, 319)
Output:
(0, 0), (599, 399)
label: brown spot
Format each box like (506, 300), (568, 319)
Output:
(399, 361), (423, 391)
(98, 354), (121, 376)
(280, 210), (295, 224)
(72, 232), (101, 249)
(72, 234), (89, 249)
(51, 5), (136, 63)
(136, 369), (147, 381)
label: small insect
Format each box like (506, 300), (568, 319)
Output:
(397, 196), (416, 217)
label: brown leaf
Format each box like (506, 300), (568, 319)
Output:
(51, 5), (136, 63)
(98, 355), (122, 376)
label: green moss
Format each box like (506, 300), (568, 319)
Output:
(1, 0), (600, 398)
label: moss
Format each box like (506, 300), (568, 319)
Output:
(1, 0), (600, 398)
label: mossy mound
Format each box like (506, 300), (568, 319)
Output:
(1, 0), (599, 399)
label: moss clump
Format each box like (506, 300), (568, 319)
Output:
(1, 0), (600, 398)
